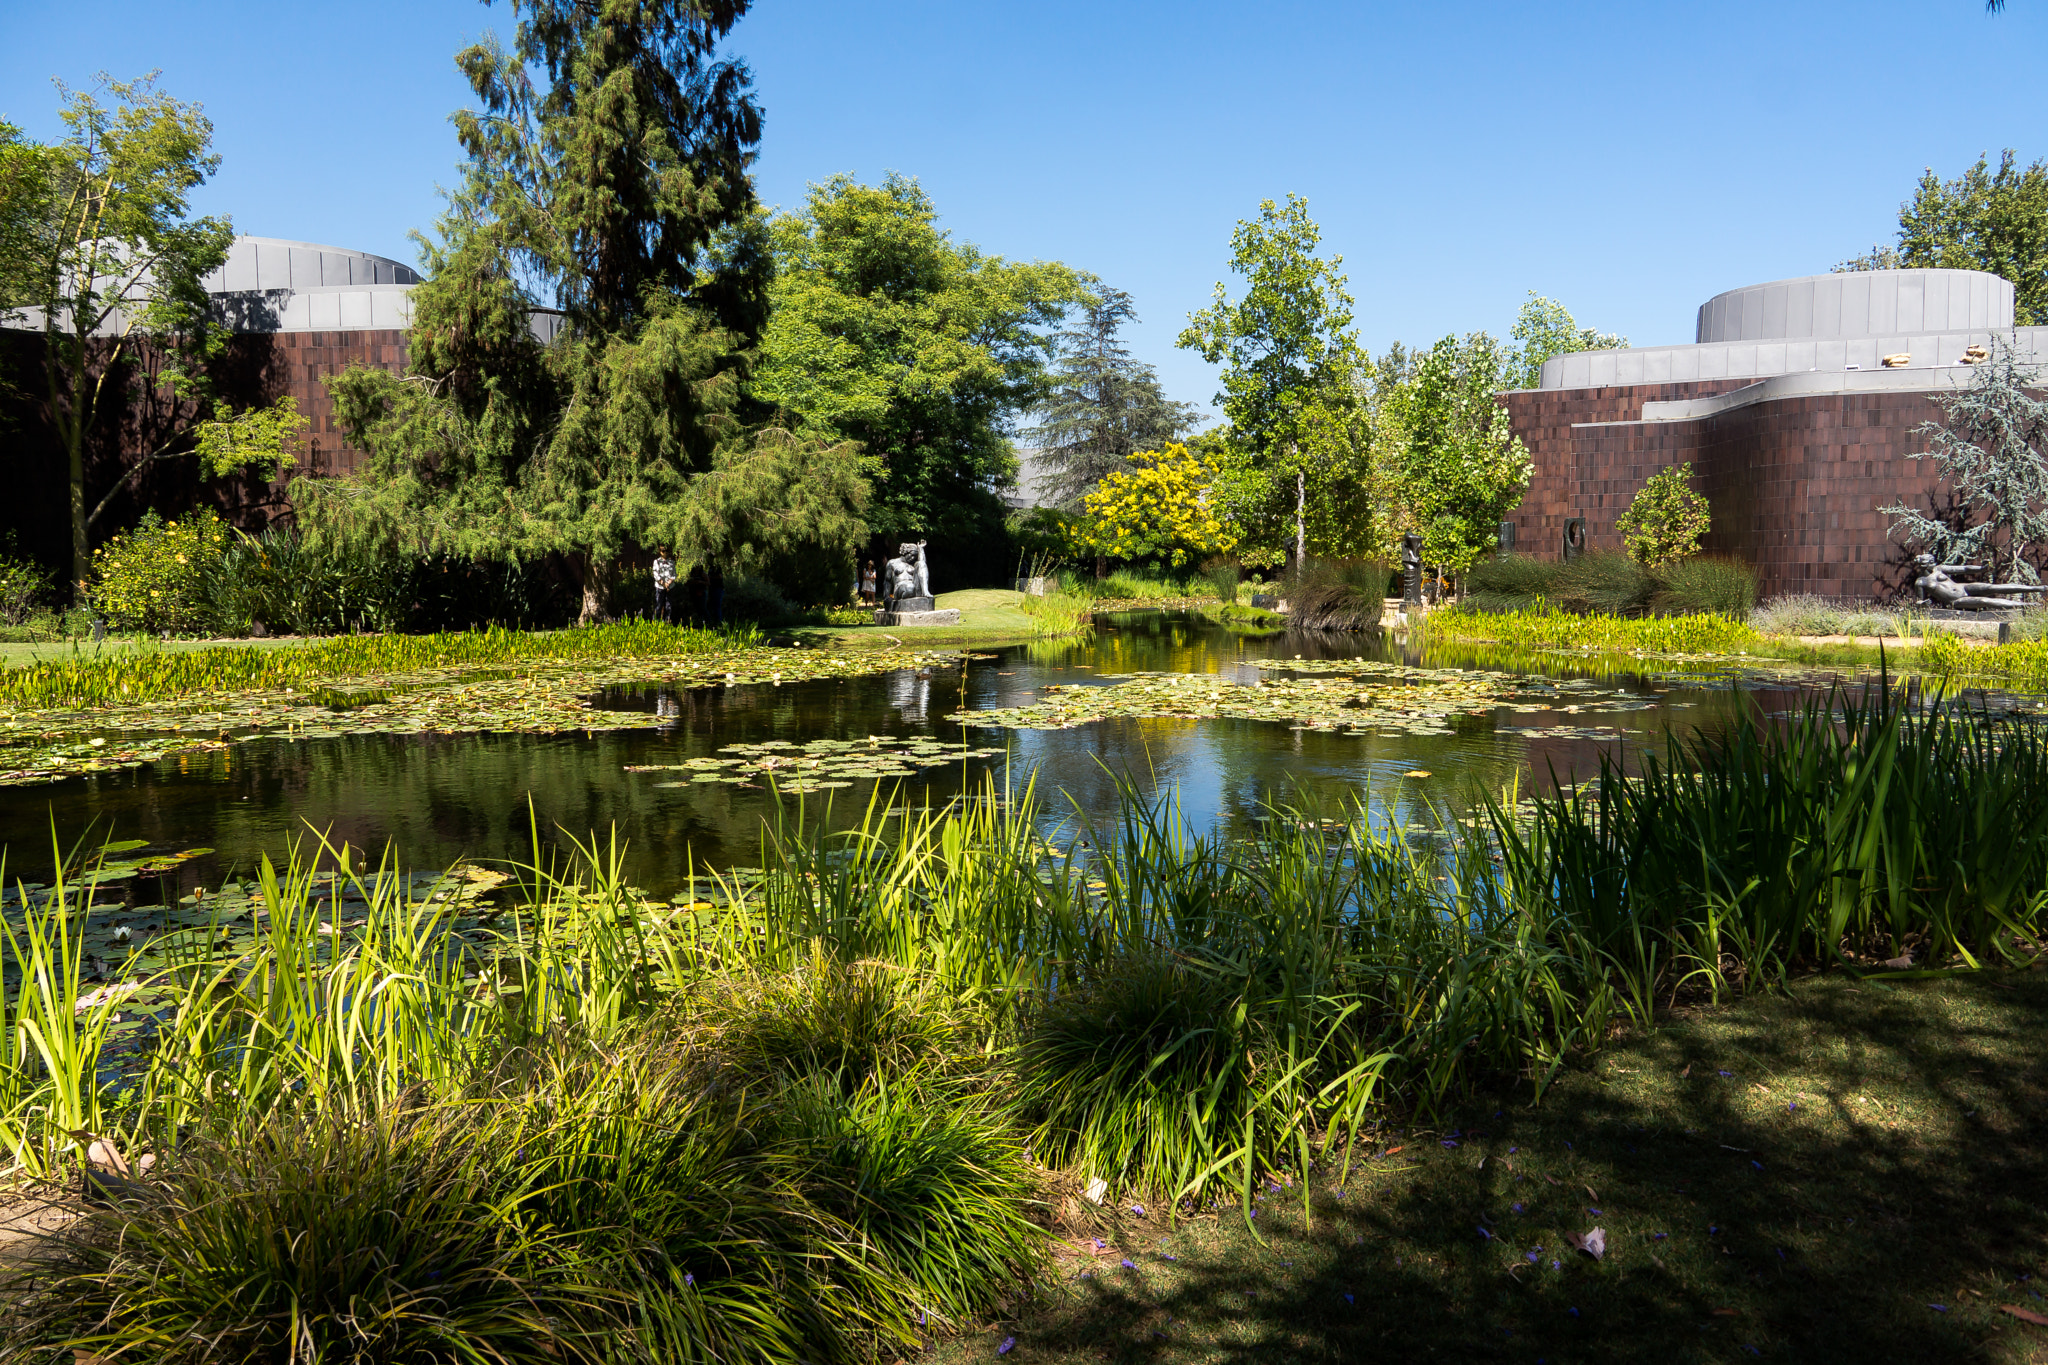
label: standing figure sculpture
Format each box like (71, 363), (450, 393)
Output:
(1400, 533), (1422, 607)
(882, 541), (933, 610)
(1909, 553), (2048, 610)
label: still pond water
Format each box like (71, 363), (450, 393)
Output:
(0, 610), (1885, 896)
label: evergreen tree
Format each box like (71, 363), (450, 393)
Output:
(316, 0), (866, 618)
(1881, 335), (2048, 583)
(1024, 287), (1200, 509)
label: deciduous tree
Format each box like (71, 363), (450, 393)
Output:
(2, 76), (297, 595)
(753, 173), (1086, 560)
(1504, 292), (1626, 391)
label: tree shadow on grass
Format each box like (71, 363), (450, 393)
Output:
(958, 973), (2048, 1364)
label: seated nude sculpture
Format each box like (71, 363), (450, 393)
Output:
(1910, 553), (2048, 611)
(882, 541), (931, 606)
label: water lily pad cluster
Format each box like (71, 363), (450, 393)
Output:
(951, 659), (1661, 737)
(627, 736), (1011, 796)
(0, 647), (967, 788)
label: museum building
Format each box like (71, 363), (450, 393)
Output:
(1499, 268), (2048, 600)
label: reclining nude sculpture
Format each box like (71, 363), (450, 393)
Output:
(1910, 553), (2048, 610)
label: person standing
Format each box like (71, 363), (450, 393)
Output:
(859, 558), (877, 606)
(652, 548), (676, 624)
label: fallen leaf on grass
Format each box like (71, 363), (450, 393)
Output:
(2002, 1305), (2048, 1327)
(1565, 1228), (1607, 1260)
(1712, 1308), (1739, 1317)
(1544, 1174), (1561, 1186)
(1584, 1184), (1598, 1201)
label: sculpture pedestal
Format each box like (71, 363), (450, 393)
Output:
(873, 608), (960, 627)
(885, 596), (935, 613)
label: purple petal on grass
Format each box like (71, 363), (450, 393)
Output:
(1569, 1307), (1580, 1318)
(1509, 1146), (1518, 1153)
(1158, 1253), (1178, 1262)
(1551, 1260), (1561, 1271)
(1717, 1069), (1733, 1077)
(1752, 1161), (1764, 1171)
(1929, 1304), (1947, 1312)
(1526, 1250), (1540, 1263)
(1131, 1203), (1146, 1215)
(683, 1272), (694, 1287)
(1588, 1207), (1602, 1215)
(1121, 1258), (1136, 1269)
(1343, 1292), (1354, 1305)
(1653, 1232), (1668, 1240)
(1441, 1139), (1461, 1148)
(999, 1336), (1017, 1354)
(1512, 1203), (1525, 1213)
(1478, 1226), (1493, 1241)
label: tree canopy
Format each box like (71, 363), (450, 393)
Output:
(317, 0), (867, 615)
(1023, 287), (1200, 510)
(1179, 195), (1361, 564)
(1504, 292), (1626, 391)
(0, 75), (303, 594)
(1837, 150), (2048, 325)
(751, 173), (1087, 556)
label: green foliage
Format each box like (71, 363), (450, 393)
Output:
(1179, 196), (1361, 560)
(1651, 554), (1756, 616)
(9, 75), (236, 590)
(1394, 335), (1533, 573)
(755, 173), (1087, 546)
(1284, 555), (1387, 631)
(1615, 461), (1711, 566)
(1024, 286), (1201, 509)
(86, 510), (230, 632)
(1505, 292), (1627, 390)
(1464, 551), (1560, 601)
(1880, 335), (2048, 582)
(1431, 601), (1760, 653)
(188, 395), (306, 483)
(1839, 150), (2048, 324)
(0, 535), (52, 626)
(722, 573), (795, 623)
(0, 620), (757, 709)
(315, 2), (867, 615)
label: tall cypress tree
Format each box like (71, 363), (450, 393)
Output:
(1025, 288), (1200, 510)
(316, 0), (866, 617)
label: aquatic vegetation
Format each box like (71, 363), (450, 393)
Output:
(628, 735), (1010, 795)
(0, 620), (763, 712)
(953, 657), (1658, 735)
(0, 641), (971, 787)
(1427, 604), (1762, 655)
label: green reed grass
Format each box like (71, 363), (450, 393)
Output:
(0, 619), (760, 710)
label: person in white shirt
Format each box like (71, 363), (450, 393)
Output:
(652, 549), (677, 624)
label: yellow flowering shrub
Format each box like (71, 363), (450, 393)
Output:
(1077, 443), (1237, 568)
(89, 510), (231, 632)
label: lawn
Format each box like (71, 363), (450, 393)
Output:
(0, 635), (299, 671)
(800, 588), (1082, 648)
(940, 971), (2048, 1365)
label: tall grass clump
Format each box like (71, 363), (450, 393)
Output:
(1650, 555), (1756, 616)
(1017, 590), (1094, 635)
(1493, 680), (2048, 996)
(1283, 556), (1387, 631)
(0, 619), (761, 710)
(1751, 594), (1913, 639)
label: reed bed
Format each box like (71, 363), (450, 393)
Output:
(0, 620), (760, 710)
(4, 689), (2046, 1357)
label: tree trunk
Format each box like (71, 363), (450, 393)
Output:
(1294, 461), (1306, 568)
(568, 552), (607, 624)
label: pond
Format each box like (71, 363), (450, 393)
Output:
(0, 609), (1891, 898)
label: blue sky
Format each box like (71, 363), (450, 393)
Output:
(5, 0), (2043, 415)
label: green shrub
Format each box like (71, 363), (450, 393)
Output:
(195, 527), (410, 636)
(1465, 552), (1560, 600)
(1204, 562), (1240, 604)
(1553, 550), (1656, 614)
(87, 510), (230, 632)
(1651, 555), (1757, 617)
(723, 573), (795, 623)
(1615, 461), (1711, 565)
(776, 1073), (1043, 1326)
(1284, 556), (1387, 631)
(0, 536), (52, 626)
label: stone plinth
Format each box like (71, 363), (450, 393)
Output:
(884, 595), (935, 614)
(874, 608), (960, 627)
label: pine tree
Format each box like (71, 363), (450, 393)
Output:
(1881, 335), (2048, 582)
(315, 0), (866, 618)
(1027, 287), (1200, 510)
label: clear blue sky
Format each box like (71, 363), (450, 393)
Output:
(5, 0), (2043, 416)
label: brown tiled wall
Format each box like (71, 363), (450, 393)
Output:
(1501, 381), (1954, 600)
(268, 329), (411, 478)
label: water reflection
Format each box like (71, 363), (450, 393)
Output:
(0, 610), (1893, 895)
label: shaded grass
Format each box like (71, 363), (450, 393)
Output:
(941, 970), (2048, 1364)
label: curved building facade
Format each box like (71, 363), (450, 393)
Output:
(1502, 268), (2048, 600)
